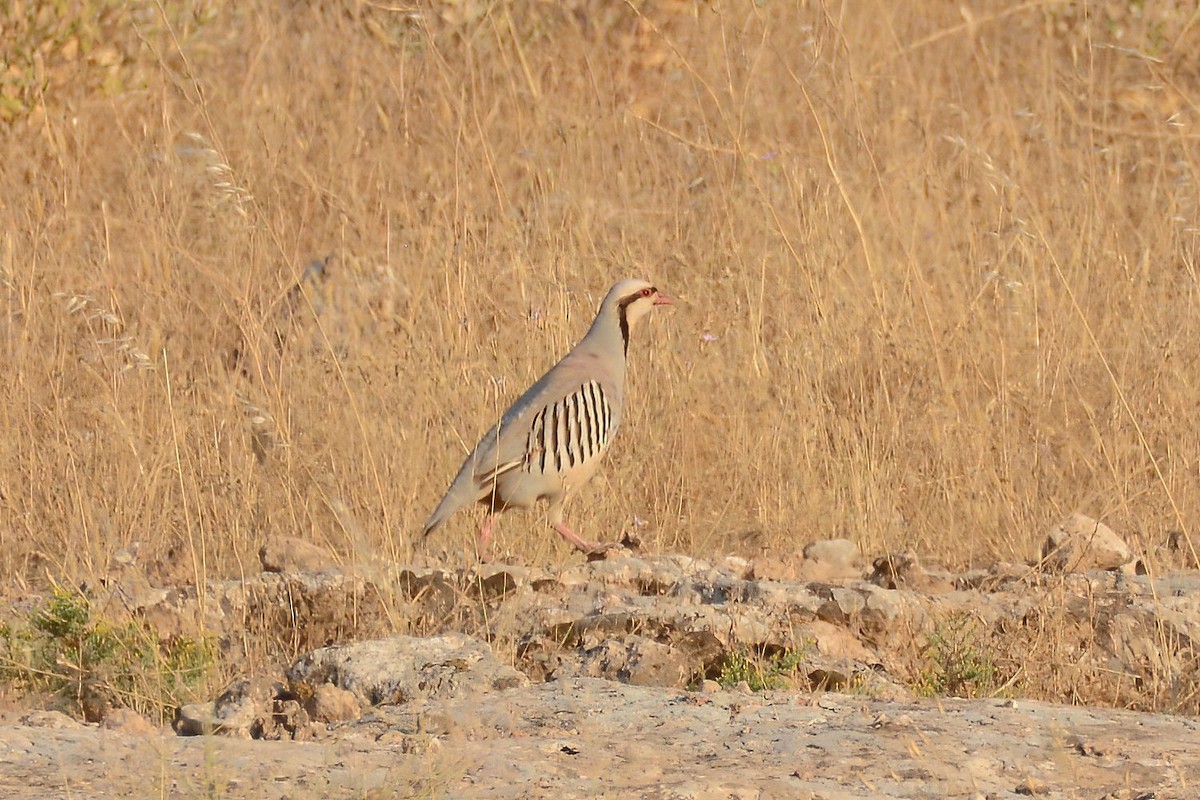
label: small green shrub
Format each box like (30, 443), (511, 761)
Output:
(915, 614), (1000, 698)
(0, 587), (214, 721)
(716, 646), (807, 692)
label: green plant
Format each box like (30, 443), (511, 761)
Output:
(716, 646), (807, 692)
(0, 587), (214, 721)
(915, 614), (1000, 699)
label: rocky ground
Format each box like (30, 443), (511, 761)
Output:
(4, 680), (1198, 799)
(1, 514), (1198, 798)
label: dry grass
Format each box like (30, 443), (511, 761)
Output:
(2, 0), (1200, 590)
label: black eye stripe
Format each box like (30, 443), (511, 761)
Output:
(620, 287), (655, 306)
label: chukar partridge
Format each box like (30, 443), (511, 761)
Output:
(422, 278), (674, 554)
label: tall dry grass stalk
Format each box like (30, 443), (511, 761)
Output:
(1, 0), (1198, 589)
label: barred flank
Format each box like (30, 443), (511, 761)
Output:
(526, 381), (612, 473)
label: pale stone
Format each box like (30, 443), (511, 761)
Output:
(259, 535), (338, 573)
(1042, 513), (1133, 572)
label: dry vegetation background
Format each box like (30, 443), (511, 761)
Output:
(2, 0), (1200, 592)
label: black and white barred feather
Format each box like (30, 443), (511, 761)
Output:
(524, 380), (613, 474)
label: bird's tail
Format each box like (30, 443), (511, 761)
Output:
(419, 460), (481, 543)
(420, 504), (451, 542)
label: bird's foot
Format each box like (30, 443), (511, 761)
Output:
(552, 521), (627, 560)
(580, 539), (629, 562)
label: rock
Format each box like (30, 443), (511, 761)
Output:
(579, 635), (693, 688)
(716, 555), (754, 579)
(753, 543), (868, 582)
(1016, 776), (1050, 795)
(6, 552), (1200, 797)
(307, 684), (362, 723)
(672, 630), (726, 672)
(868, 551), (955, 592)
(174, 703), (220, 736)
(1042, 513), (1133, 572)
(861, 586), (911, 635)
(800, 539), (863, 580)
(806, 666), (851, 691)
(5, 677), (1200, 799)
(259, 535), (337, 573)
(100, 709), (158, 736)
(796, 559), (861, 582)
(65, 539), (1200, 735)
(815, 586), (866, 624)
(273, 699), (309, 740)
(798, 620), (878, 665)
(175, 677), (281, 738)
(464, 563), (551, 600)
(19, 710), (83, 730)
(287, 633), (528, 708)
(748, 557), (801, 581)
(80, 679), (112, 723)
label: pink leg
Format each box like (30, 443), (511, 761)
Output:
(551, 521), (615, 555)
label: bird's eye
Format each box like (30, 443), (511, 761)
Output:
(640, 288), (654, 298)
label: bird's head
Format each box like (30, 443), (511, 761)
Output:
(597, 278), (674, 355)
(607, 277), (674, 324)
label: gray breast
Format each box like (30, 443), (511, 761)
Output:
(524, 380), (613, 474)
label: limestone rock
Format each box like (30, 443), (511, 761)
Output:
(64, 537), (1200, 734)
(748, 556), (801, 581)
(868, 551), (955, 592)
(19, 710), (83, 730)
(259, 535), (338, 573)
(814, 585), (866, 624)
(175, 677), (282, 738)
(799, 538), (864, 581)
(579, 635), (693, 688)
(100, 709), (158, 736)
(464, 563), (550, 600)
(798, 620), (878, 665)
(559, 554), (699, 593)
(307, 684), (362, 723)
(287, 633), (528, 708)
(1043, 513), (1133, 572)
(715, 555), (755, 579)
(6, 677), (1200, 798)
(174, 702), (222, 736)
(625, 637), (692, 687)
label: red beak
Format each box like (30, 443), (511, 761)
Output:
(653, 293), (675, 306)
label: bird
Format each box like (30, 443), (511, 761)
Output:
(421, 278), (674, 555)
